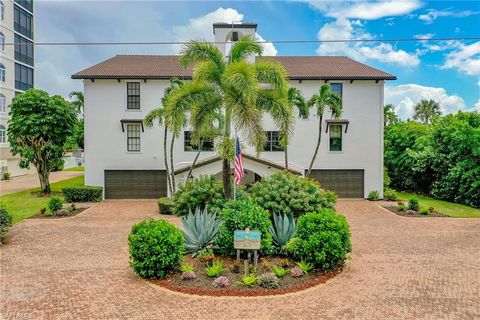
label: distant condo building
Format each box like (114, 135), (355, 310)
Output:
(0, 0), (35, 177)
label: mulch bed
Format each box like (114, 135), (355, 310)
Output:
(382, 205), (445, 217)
(30, 207), (88, 219)
(149, 255), (342, 297)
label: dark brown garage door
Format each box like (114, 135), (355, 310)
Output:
(309, 169), (364, 198)
(104, 170), (167, 199)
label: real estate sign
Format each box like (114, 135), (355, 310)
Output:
(234, 229), (261, 250)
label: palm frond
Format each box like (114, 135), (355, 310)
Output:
(229, 35), (263, 62)
(257, 89), (294, 146)
(192, 60), (222, 84)
(222, 60), (258, 106)
(288, 87), (308, 119)
(144, 108), (166, 128)
(255, 59), (288, 92)
(180, 41), (225, 74)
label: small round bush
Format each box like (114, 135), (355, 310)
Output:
(0, 207), (13, 244)
(157, 197), (174, 214)
(173, 176), (226, 216)
(384, 189), (398, 201)
(216, 198), (273, 255)
(48, 196), (64, 212)
(128, 219), (185, 279)
(367, 191), (379, 201)
(408, 197), (420, 211)
(286, 210), (351, 270)
(250, 171), (336, 217)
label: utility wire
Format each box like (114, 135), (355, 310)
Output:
(3, 37), (480, 46)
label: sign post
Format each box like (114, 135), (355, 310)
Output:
(234, 228), (261, 271)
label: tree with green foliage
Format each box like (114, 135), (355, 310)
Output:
(8, 89), (76, 193)
(413, 99), (441, 124)
(284, 87), (308, 168)
(306, 84), (342, 177)
(68, 91), (84, 115)
(384, 104), (399, 127)
(144, 78), (184, 194)
(167, 35), (293, 198)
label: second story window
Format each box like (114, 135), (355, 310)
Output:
(127, 82), (140, 109)
(14, 5), (33, 39)
(0, 125), (6, 143)
(0, 94), (5, 113)
(184, 131), (214, 151)
(329, 125), (343, 152)
(127, 124), (141, 152)
(15, 63), (33, 91)
(0, 63), (5, 82)
(14, 34), (34, 66)
(330, 83), (342, 98)
(263, 131), (284, 152)
(0, 32), (5, 52)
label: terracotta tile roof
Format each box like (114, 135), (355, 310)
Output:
(72, 55), (396, 80)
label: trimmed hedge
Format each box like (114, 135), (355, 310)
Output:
(0, 207), (13, 244)
(173, 176), (226, 216)
(158, 197), (174, 214)
(128, 219), (185, 279)
(286, 209), (351, 270)
(62, 186), (103, 202)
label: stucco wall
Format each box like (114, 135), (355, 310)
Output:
(83, 77), (384, 198)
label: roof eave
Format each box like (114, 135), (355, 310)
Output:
(72, 75), (397, 81)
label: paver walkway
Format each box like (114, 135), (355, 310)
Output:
(1, 200), (479, 319)
(0, 171), (83, 195)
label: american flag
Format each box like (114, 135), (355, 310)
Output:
(234, 137), (244, 186)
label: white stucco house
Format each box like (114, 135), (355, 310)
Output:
(72, 22), (396, 199)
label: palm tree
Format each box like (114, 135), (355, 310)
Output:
(413, 99), (441, 124)
(68, 91), (84, 115)
(384, 104), (399, 127)
(167, 36), (292, 198)
(284, 87), (308, 168)
(144, 78), (184, 194)
(305, 84), (342, 177)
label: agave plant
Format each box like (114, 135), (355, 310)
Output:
(268, 213), (296, 253)
(181, 207), (223, 256)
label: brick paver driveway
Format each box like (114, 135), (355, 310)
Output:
(0, 171), (83, 195)
(1, 200), (479, 319)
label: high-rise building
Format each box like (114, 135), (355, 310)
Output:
(0, 0), (34, 177)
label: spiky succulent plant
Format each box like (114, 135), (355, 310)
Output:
(290, 266), (303, 278)
(268, 213), (296, 253)
(257, 272), (279, 289)
(181, 207), (223, 256)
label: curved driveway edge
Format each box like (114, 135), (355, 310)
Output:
(1, 200), (479, 319)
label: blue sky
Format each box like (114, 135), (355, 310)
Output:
(35, 0), (480, 119)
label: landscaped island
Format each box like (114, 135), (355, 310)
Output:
(128, 172), (351, 296)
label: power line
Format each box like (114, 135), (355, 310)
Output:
(4, 37), (480, 46)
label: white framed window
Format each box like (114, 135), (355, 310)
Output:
(0, 63), (5, 82)
(0, 2), (4, 21)
(0, 125), (6, 143)
(126, 82), (140, 109)
(126, 123), (141, 152)
(0, 94), (5, 113)
(0, 32), (5, 52)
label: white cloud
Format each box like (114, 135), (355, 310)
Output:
(305, 0), (422, 19)
(385, 84), (467, 119)
(414, 33), (435, 40)
(255, 33), (278, 56)
(316, 18), (419, 67)
(419, 9), (480, 24)
(441, 41), (480, 76)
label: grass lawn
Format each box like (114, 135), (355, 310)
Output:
(64, 166), (84, 171)
(0, 175), (84, 224)
(397, 191), (480, 218)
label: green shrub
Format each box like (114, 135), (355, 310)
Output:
(158, 197), (174, 214)
(48, 196), (64, 212)
(0, 207), (13, 244)
(286, 210), (351, 270)
(420, 208), (429, 215)
(204, 260), (224, 277)
(173, 176), (226, 216)
(250, 171), (336, 217)
(128, 219), (185, 279)
(235, 274), (258, 287)
(257, 272), (279, 289)
(2, 171), (11, 180)
(398, 204), (406, 212)
(408, 197), (420, 211)
(216, 198), (273, 255)
(296, 261), (313, 275)
(62, 186), (103, 202)
(271, 265), (288, 277)
(384, 189), (398, 201)
(367, 191), (379, 201)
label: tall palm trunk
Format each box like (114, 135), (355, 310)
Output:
(284, 146), (289, 169)
(223, 159), (232, 198)
(169, 136), (176, 192)
(306, 116), (323, 177)
(163, 126), (173, 195)
(187, 140), (203, 180)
